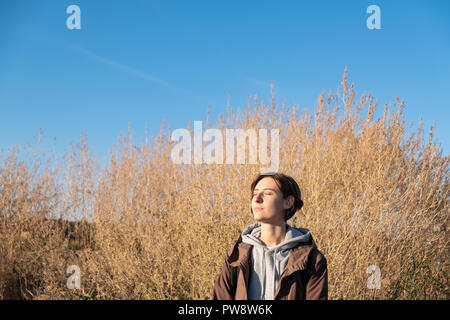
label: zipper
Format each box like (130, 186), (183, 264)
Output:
(274, 244), (311, 299)
(274, 267), (288, 299)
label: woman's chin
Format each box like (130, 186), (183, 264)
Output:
(253, 213), (283, 225)
(253, 213), (271, 223)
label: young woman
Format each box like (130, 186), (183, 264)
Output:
(212, 172), (328, 300)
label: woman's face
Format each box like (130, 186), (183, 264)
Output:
(251, 177), (293, 224)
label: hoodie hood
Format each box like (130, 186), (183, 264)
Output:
(241, 222), (311, 251)
(241, 222), (311, 300)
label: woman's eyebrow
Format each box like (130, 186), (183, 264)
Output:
(254, 188), (278, 191)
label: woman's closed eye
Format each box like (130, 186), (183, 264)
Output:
(253, 192), (273, 197)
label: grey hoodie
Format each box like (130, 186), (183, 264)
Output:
(241, 222), (311, 300)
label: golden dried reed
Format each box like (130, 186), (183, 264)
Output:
(0, 68), (448, 299)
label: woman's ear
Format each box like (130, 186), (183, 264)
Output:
(283, 195), (294, 210)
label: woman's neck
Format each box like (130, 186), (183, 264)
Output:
(260, 221), (287, 247)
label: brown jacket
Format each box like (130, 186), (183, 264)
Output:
(211, 234), (328, 300)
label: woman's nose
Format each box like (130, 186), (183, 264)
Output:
(254, 195), (263, 203)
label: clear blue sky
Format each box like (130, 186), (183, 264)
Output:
(1, 0), (449, 167)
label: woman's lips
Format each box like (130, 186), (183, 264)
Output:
(254, 207), (263, 211)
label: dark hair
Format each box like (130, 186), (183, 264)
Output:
(250, 172), (304, 221)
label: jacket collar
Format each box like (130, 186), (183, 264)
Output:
(228, 235), (251, 267)
(228, 234), (317, 275)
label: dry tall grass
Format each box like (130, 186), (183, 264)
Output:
(0, 68), (448, 299)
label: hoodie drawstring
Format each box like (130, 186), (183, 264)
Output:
(262, 249), (266, 299)
(273, 248), (278, 299)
